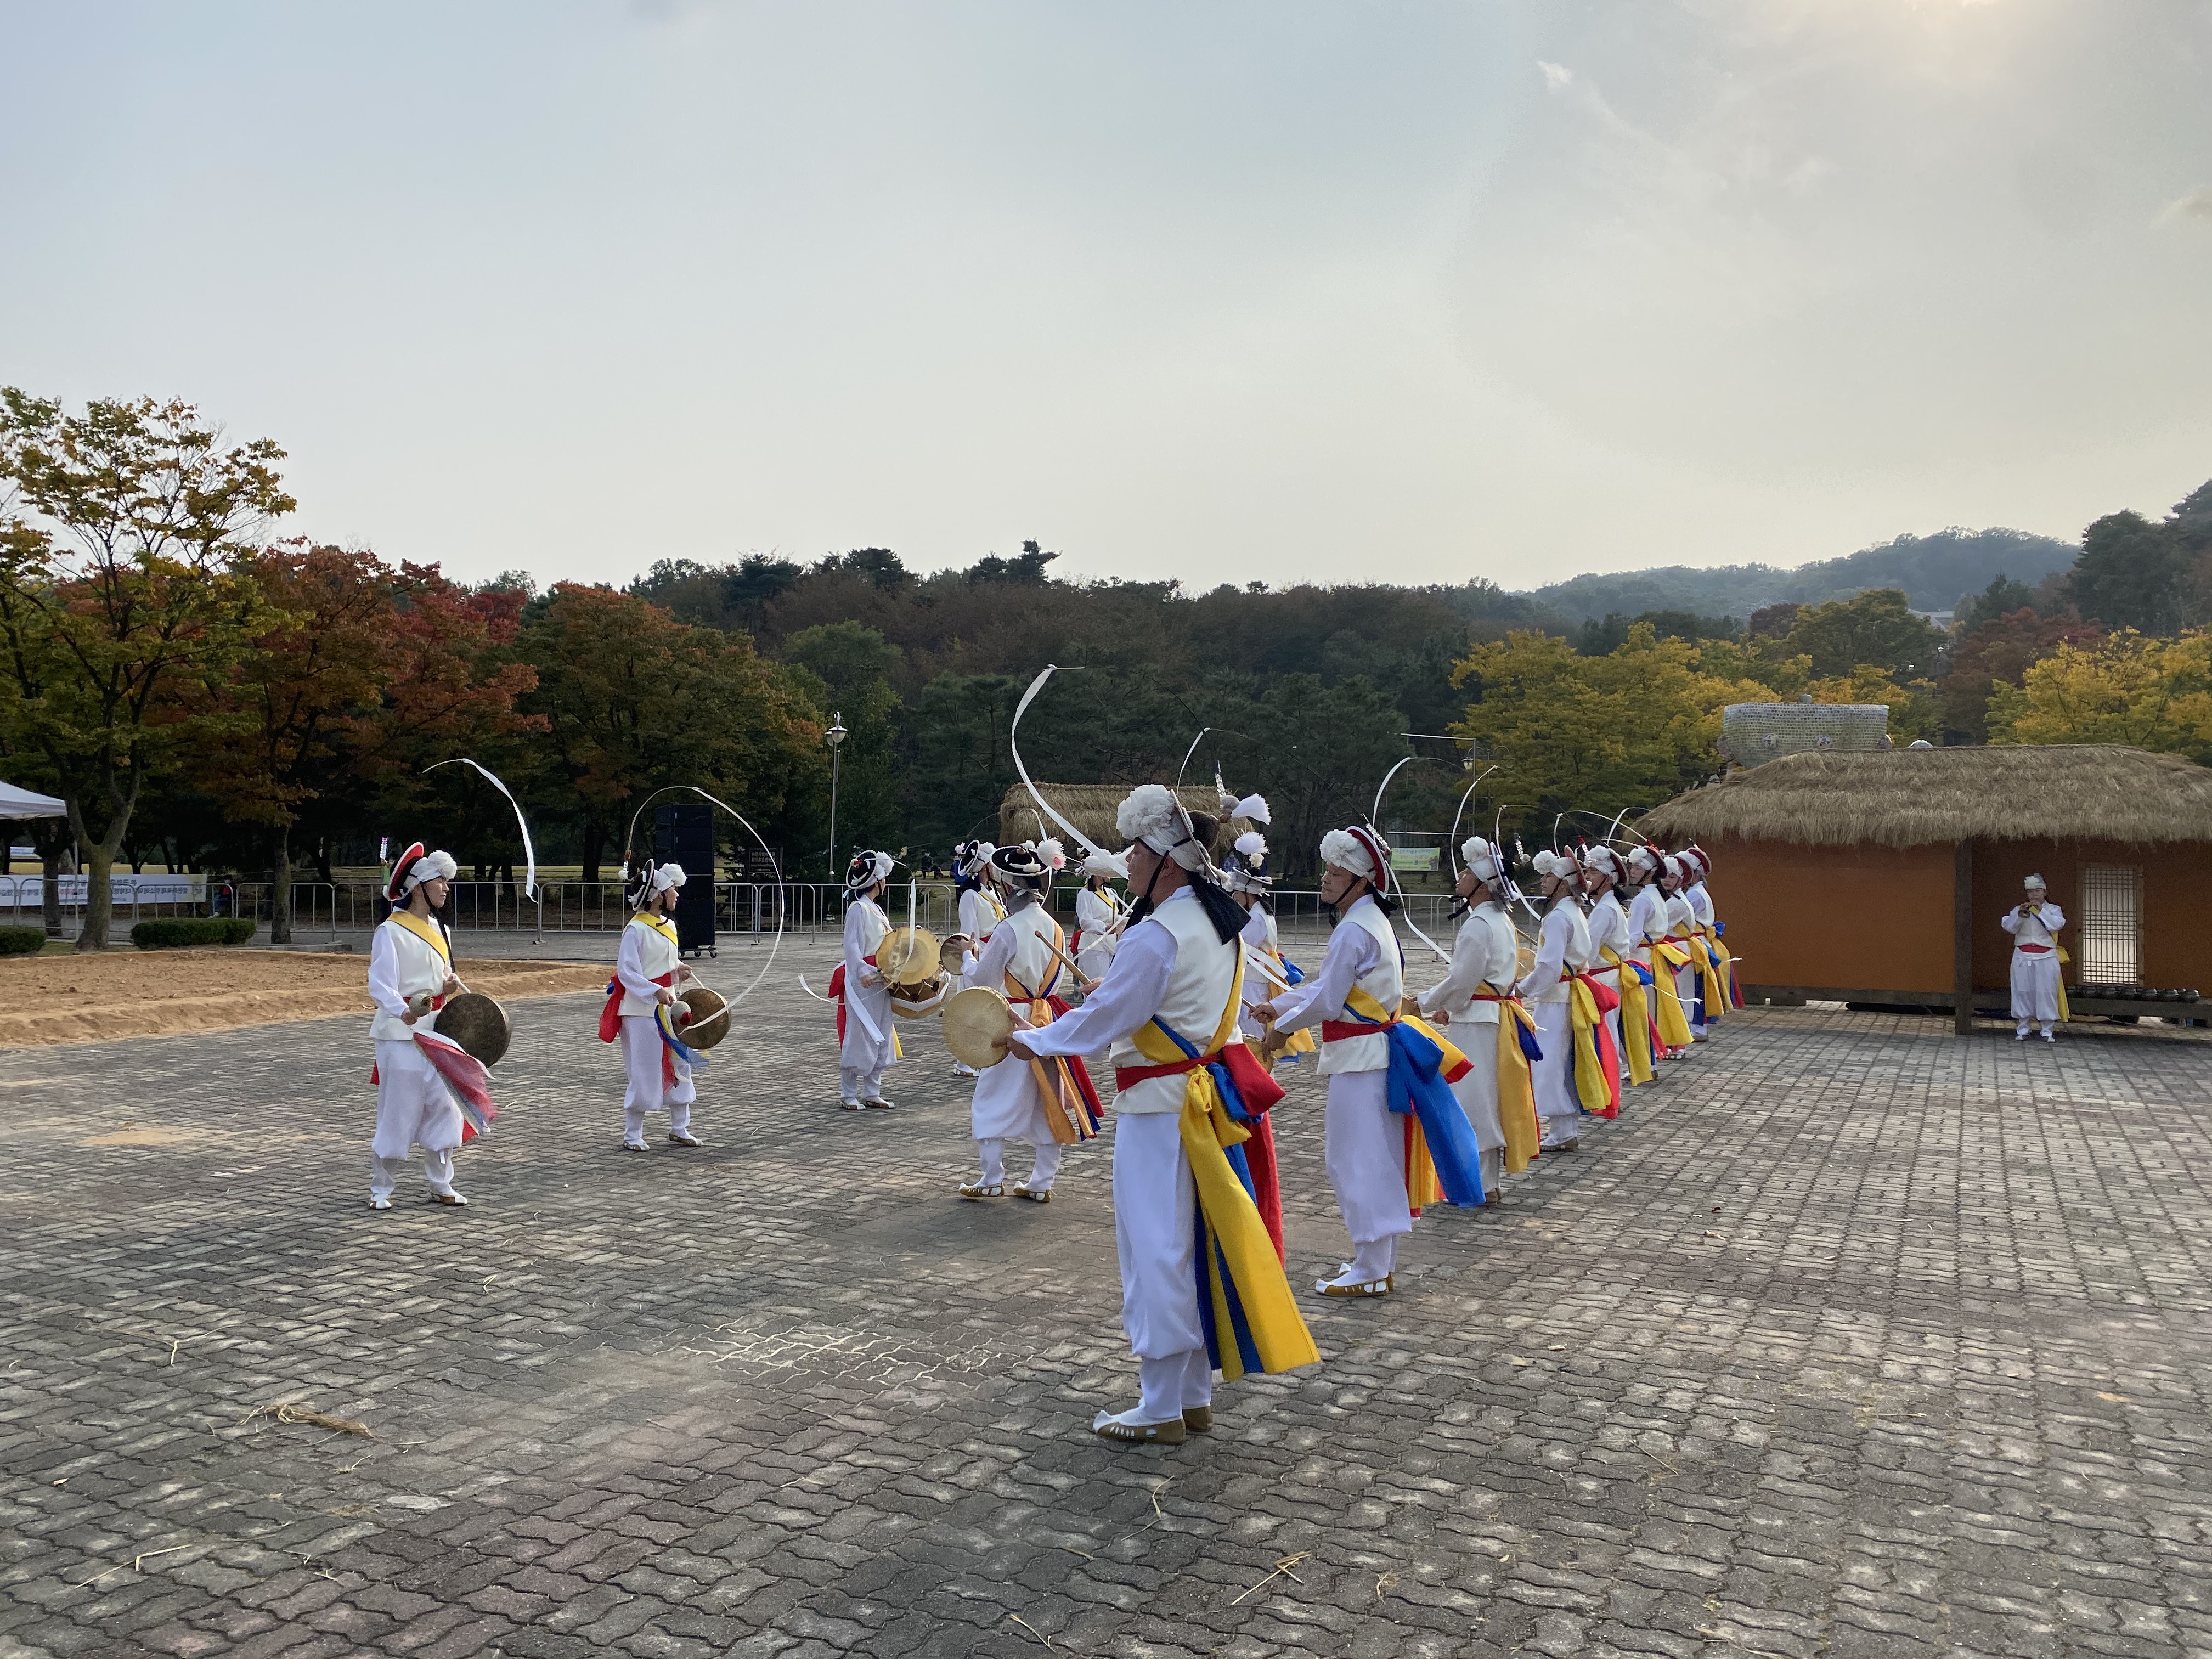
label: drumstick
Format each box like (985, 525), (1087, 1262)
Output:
(1240, 944), (1293, 994)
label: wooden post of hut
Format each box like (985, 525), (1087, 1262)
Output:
(1636, 745), (2212, 1033)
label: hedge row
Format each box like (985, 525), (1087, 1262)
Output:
(0, 926), (45, 956)
(130, 917), (258, 950)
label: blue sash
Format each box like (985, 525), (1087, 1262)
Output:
(1381, 1022), (1487, 1207)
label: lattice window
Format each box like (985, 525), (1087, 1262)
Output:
(2077, 864), (2141, 984)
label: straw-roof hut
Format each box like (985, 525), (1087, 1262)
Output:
(1637, 744), (2212, 1032)
(996, 785), (1252, 861)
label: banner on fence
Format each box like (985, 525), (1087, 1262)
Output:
(39, 874), (208, 905)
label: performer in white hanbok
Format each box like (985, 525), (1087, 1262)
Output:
(1415, 836), (1522, 1203)
(960, 840), (1101, 1200)
(2002, 874), (2067, 1041)
(1073, 853), (1126, 982)
(947, 839), (1001, 1078)
(368, 845), (489, 1209)
(1011, 785), (1316, 1445)
(1624, 846), (1694, 1060)
(1416, 836), (1522, 1201)
(832, 850), (900, 1108)
(1661, 855), (1705, 1042)
(597, 859), (700, 1150)
(1581, 845), (1631, 1098)
(1517, 850), (1593, 1151)
(1256, 822), (1492, 1299)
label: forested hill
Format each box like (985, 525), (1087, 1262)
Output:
(1523, 527), (2076, 624)
(614, 519), (2092, 875)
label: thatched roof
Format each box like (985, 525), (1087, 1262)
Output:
(997, 785), (1251, 856)
(1639, 744), (2212, 849)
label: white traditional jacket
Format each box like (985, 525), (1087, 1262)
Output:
(617, 913), (684, 1017)
(369, 910), (453, 1042)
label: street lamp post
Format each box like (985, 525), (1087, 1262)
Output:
(825, 713), (848, 880)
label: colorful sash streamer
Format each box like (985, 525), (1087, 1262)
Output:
(1566, 970), (1622, 1118)
(1646, 937), (1694, 1048)
(1704, 923), (1746, 1012)
(1604, 948), (1663, 1084)
(1338, 987), (1487, 1210)
(1470, 989), (1544, 1171)
(1005, 922), (1104, 1142)
(1117, 961), (1318, 1381)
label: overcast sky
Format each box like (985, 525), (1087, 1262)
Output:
(5, 1), (2208, 591)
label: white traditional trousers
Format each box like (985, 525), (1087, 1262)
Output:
(1111, 1112), (1214, 1421)
(370, 1037), (462, 1200)
(1446, 1022), (1508, 1197)
(1529, 1002), (1581, 1146)
(2011, 950), (2062, 1026)
(1323, 1067), (1409, 1279)
(619, 1014), (695, 1146)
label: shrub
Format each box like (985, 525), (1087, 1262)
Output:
(131, 917), (259, 950)
(0, 926), (46, 956)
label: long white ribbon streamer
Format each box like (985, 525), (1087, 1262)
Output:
(1367, 756), (1452, 964)
(617, 782), (790, 1017)
(424, 758), (537, 900)
(1010, 665), (1102, 857)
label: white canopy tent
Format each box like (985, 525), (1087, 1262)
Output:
(0, 782), (65, 820)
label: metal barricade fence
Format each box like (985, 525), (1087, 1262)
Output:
(222, 878), (961, 939)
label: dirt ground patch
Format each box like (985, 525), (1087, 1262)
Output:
(0, 950), (606, 1048)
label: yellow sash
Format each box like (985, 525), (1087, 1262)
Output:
(1686, 928), (1727, 1022)
(2021, 907), (2072, 1022)
(1646, 938), (1694, 1048)
(1131, 953), (1318, 1381)
(1006, 919), (1088, 1143)
(1567, 975), (1610, 1113)
(1492, 991), (1543, 1172)
(1701, 924), (1735, 1015)
(1340, 985), (1475, 1209)
(1602, 947), (1656, 1086)
(390, 908), (452, 966)
(631, 911), (679, 947)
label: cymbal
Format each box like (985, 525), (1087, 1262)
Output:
(878, 924), (943, 985)
(437, 991), (511, 1068)
(675, 986), (729, 1051)
(941, 985), (1015, 1069)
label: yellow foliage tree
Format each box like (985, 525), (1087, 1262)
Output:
(1448, 625), (1777, 824)
(1987, 629), (2212, 761)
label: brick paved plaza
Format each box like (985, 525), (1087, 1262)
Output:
(5, 940), (2211, 1659)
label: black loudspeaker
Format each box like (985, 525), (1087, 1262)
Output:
(653, 803), (717, 956)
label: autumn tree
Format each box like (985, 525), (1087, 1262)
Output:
(517, 584), (824, 879)
(1987, 629), (2212, 761)
(1782, 588), (1946, 680)
(0, 391), (291, 949)
(1448, 627), (1776, 827)
(1939, 606), (2103, 743)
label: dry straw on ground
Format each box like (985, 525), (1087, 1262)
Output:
(0, 950), (605, 1048)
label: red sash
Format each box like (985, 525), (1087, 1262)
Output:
(827, 952), (878, 1043)
(1319, 1017), (1392, 1043)
(1113, 1042), (1283, 1115)
(599, 971), (675, 1042)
